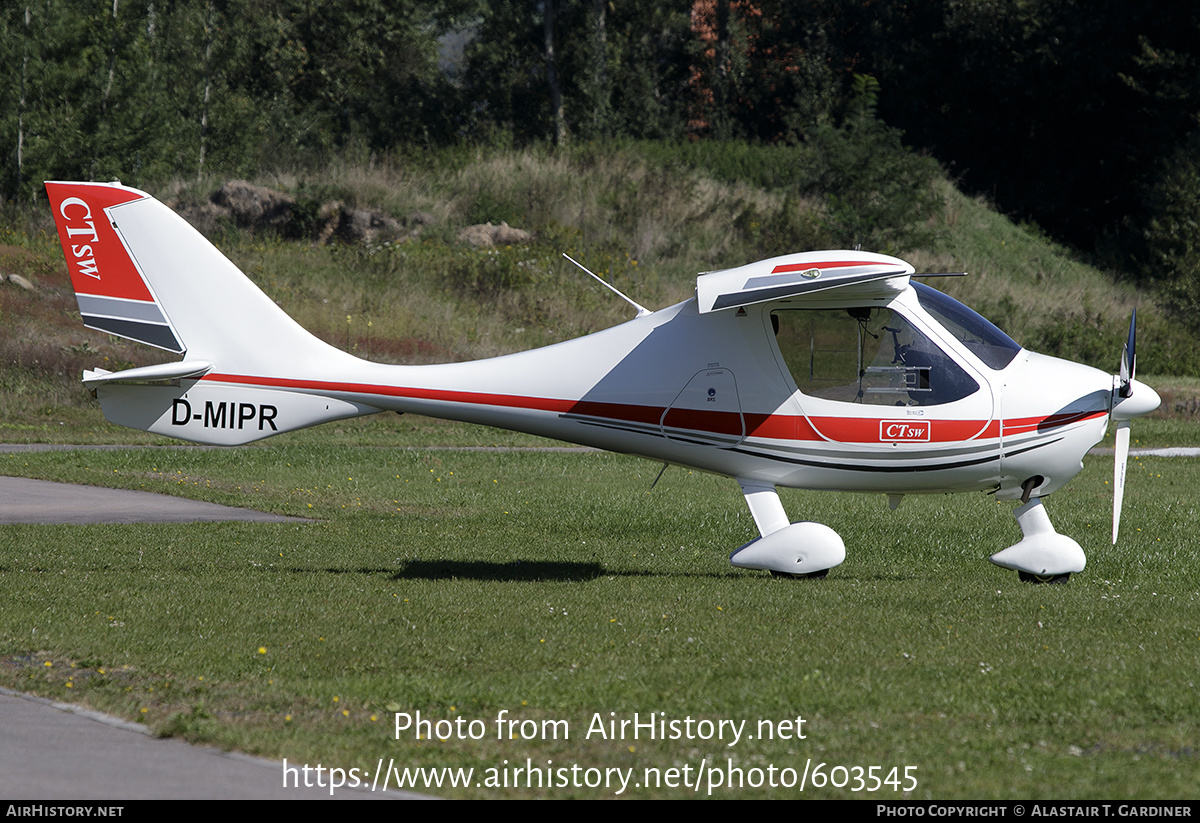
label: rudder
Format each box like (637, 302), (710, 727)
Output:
(45, 181), (356, 376)
(46, 181), (380, 443)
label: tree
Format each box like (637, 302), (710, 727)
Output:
(462, 1), (691, 143)
(686, 0), (838, 142)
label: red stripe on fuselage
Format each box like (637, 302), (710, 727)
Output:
(201, 373), (1109, 444)
(1003, 410), (1107, 435)
(204, 372), (575, 413)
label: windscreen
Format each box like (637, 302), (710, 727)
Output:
(912, 282), (1022, 370)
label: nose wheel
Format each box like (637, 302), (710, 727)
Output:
(989, 498), (1086, 582)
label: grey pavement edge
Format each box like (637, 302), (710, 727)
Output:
(0, 476), (310, 525)
(0, 468), (420, 799)
(0, 689), (426, 800)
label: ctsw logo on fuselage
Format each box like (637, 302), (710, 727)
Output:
(171, 398), (278, 431)
(879, 420), (931, 442)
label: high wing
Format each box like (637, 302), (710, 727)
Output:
(696, 251), (913, 314)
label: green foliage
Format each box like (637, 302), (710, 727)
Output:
(845, 74), (880, 125)
(733, 197), (831, 258)
(1022, 310), (1126, 371)
(460, 2), (692, 144)
(807, 123), (943, 253)
(685, 0), (839, 142)
(441, 246), (538, 299)
(0, 0), (1195, 311)
(465, 188), (526, 227)
(624, 131), (944, 255)
(855, 0), (1200, 264)
(0, 1), (450, 199)
(626, 139), (815, 190)
(1140, 129), (1200, 329)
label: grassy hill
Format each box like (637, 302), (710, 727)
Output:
(2, 143), (1197, 443)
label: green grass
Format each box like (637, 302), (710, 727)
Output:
(1, 431), (1197, 798)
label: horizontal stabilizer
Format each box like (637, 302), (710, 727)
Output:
(82, 360), (213, 388)
(696, 251), (914, 313)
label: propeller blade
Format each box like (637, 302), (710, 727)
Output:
(1119, 309), (1136, 398)
(1112, 420), (1130, 544)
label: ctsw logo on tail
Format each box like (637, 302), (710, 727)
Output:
(58, 196), (102, 280)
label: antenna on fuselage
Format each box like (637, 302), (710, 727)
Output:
(562, 253), (651, 317)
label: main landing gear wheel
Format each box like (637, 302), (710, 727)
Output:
(770, 568), (830, 580)
(1018, 571), (1071, 585)
(732, 483), (847, 579)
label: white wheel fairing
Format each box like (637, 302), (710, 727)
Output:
(989, 499), (1086, 576)
(729, 522), (846, 575)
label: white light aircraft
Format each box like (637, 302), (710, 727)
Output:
(46, 181), (1160, 583)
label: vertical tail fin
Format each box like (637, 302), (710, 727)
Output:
(45, 181), (353, 375)
(45, 181), (376, 444)
(46, 182), (186, 352)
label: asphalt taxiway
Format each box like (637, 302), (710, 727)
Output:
(0, 475), (309, 525)
(0, 689), (418, 799)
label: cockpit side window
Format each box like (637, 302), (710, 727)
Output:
(771, 307), (979, 406)
(912, 282), (1022, 370)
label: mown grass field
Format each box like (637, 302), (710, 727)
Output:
(1, 420), (1197, 799)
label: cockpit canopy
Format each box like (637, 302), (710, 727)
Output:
(770, 283), (1022, 407)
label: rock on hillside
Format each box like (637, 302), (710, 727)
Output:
(168, 181), (416, 246)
